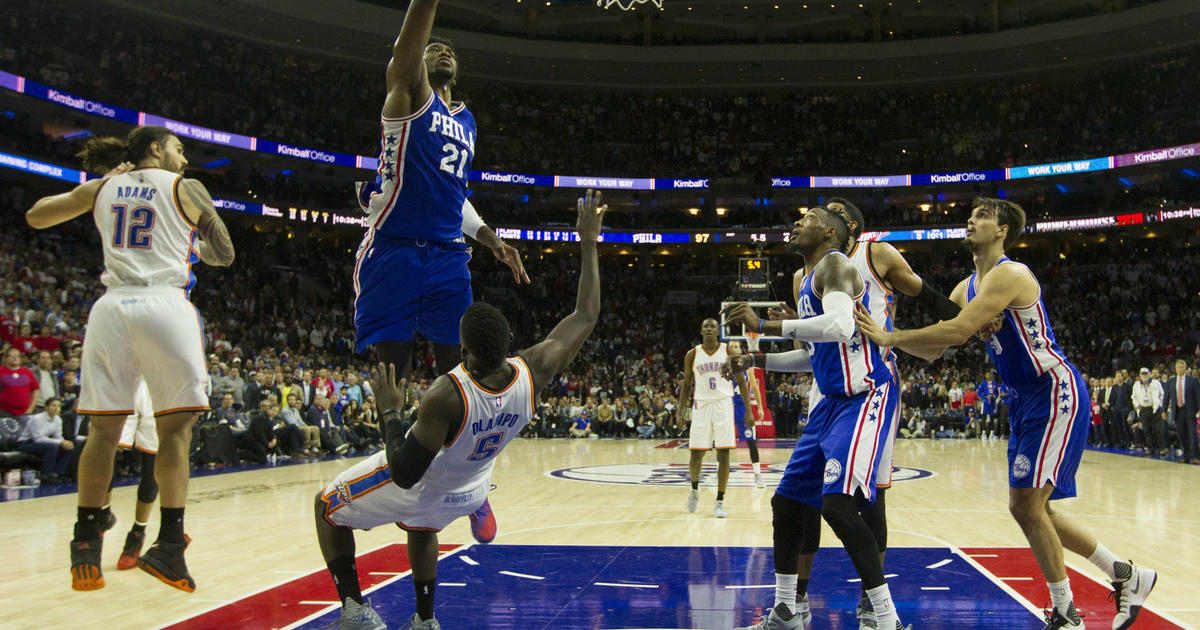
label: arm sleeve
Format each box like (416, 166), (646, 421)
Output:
(764, 349), (813, 373)
(461, 198), (486, 240)
(779, 292), (856, 344)
(384, 418), (437, 489)
(915, 280), (962, 321)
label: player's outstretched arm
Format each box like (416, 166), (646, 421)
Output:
(518, 190), (607, 391)
(178, 178), (235, 267)
(462, 198), (529, 285)
(870, 241), (961, 321)
(25, 163), (133, 229)
(857, 265), (1028, 359)
(382, 0), (438, 118)
(371, 362), (457, 489)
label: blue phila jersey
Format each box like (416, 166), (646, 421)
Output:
(365, 93), (476, 242)
(977, 379), (1000, 409)
(796, 254), (892, 398)
(967, 257), (1075, 391)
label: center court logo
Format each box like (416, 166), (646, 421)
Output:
(548, 463), (936, 487)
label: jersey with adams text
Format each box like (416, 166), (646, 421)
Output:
(365, 92), (476, 243)
(92, 168), (199, 296)
(424, 357), (534, 493)
(796, 253), (892, 398)
(692, 343), (734, 403)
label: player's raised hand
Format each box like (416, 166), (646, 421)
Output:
(576, 189), (607, 243)
(853, 302), (892, 347)
(369, 362), (408, 413)
(490, 239), (530, 285)
(721, 302), (761, 332)
(768, 302), (798, 320)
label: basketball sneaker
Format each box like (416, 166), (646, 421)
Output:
(1042, 604), (1083, 629)
(322, 598), (386, 630)
(469, 498), (497, 544)
(736, 602), (803, 629)
(117, 528), (145, 570)
(138, 537), (196, 592)
(857, 598), (877, 629)
(401, 612), (441, 629)
(1110, 562), (1157, 629)
(69, 538), (105, 591)
(755, 472), (765, 488)
(713, 500), (728, 518)
(795, 593), (813, 625)
(687, 488), (699, 513)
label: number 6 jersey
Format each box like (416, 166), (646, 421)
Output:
(93, 167), (200, 295)
(365, 92), (476, 243)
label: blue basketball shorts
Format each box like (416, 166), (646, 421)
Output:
(353, 232), (472, 351)
(776, 378), (897, 508)
(733, 398), (756, 441)
(1007, 366), (1090, 500)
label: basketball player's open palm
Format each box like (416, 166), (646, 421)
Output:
(576, 189), (608, 241)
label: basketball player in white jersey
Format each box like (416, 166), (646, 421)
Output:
(314, 190), (606, 630)
(27, 126), (234, 592)
(769, 198), (962, 627)
(677, 319), (755, 518)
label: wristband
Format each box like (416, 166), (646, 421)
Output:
(381, 408), (404, 419)
(757, 319), (764, 334)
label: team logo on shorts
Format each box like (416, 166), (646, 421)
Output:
(823, 459), (843, 485)
(1013, 454), (1032, 479)
(334, 481), (352, 504)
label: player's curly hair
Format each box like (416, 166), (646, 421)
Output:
(461, 302), (511, 372)
(76, 125), (174, 174)
(817, 205), (851, 253)
(827, 196), (864, 245)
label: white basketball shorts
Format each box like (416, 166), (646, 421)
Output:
(119, 379), (158, 453)
(689, 398), (735, 450)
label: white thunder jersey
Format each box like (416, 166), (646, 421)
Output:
(433, 357), (535, 491)
(848, 242), (896, 363)
(94, 168), (199, 294)
(692, 342), (734, 403)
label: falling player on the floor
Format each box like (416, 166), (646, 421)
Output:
(728, 339), (766, 488)
(854, 197), (1157, 630)
(314, 190), (606, 630)
(677, 319), (757, 518)
(766, 197), (962, 628)
(723, 204), (909, 630)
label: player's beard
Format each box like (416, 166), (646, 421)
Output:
(429, 65), (456, 88)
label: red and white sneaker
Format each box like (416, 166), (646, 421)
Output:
(469, 499), (497, 544)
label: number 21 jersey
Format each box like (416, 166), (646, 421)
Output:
(366, 92), (476, 243)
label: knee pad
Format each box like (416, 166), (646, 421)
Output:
(137, 452), (159, 503)
(772, 493), (822, 553)
(820, 493), (861, 531)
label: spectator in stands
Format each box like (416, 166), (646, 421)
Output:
(570, 411), (592, 439)
(17, 397), (72, 482)
(1132, 367), (1165, 454)
(214, 393), (248, 438)
(305, 394), (348, 454)
(30, 350), (59, 413)
(12, 323), (36, 356)
(237, 400), (279, 465)
(0, 347), (38, 418)
(214, 365), (247, 409)
(281, 393), (319, 455)
(1165, 358), (1200, 464)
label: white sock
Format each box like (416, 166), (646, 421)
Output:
(866, 583), (899, 627)
(1087, 543), (1121, 580)
(753, 461), (761, 474)
(134, 520), (149, 527)
(1048, 578), (1073, 615)
(774, 573), (797, 611)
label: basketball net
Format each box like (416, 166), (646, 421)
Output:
(597, 0), (663, 10)
(745, 331), (762, 353)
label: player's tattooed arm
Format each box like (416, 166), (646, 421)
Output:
(180, 178), (235, 267)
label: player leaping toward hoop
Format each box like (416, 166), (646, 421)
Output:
(315, 191), (606, 630)
(854, 197), (1156, 630)
(723, 205), (908, 630)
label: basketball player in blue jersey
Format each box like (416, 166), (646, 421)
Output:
(355, 0), (528, 382)
(762, 198), (960, 629)
(978, 370), (1001, 439)
(315, 191), (606, 630)
(855, 198), (1157, 630)
(728, 340), (766, 488)
(723, 206), (909, 630)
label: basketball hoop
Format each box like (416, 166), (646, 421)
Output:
(597, 0), (663, 10)
(745, 331), (762, 353)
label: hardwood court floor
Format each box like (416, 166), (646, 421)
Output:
(0, 438), (1196, 629)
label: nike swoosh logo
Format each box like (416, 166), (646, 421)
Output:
(1130, 574), (1141, 594)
